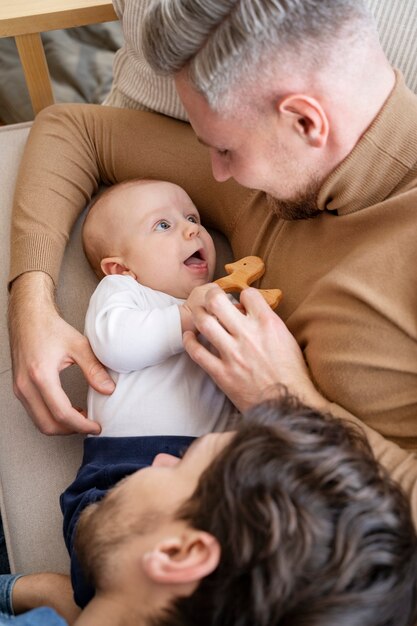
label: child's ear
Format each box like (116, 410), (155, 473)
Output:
(101, 256), (137, 279)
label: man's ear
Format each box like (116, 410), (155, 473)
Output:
(101, 256), (137, 279)
(277, 94), (329, 148)
(142, 530), (221, 585)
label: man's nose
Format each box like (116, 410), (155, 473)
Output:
(152, 453), (180, 468)
(210, 149), (231, 182)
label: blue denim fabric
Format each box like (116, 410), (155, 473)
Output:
(0, 575), (22, 615)
(0, 607), (67, 625)
(0, 575), (66, 624)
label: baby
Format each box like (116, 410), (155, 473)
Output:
(82, 177), (233, 437)
(61, 178), (234, 606)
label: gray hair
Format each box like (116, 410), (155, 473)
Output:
(142, 0), (375, 111)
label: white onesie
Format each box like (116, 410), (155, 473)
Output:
(84, 275), (233, 437)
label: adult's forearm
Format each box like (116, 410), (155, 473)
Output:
(293, 372), (417, 525)
(328, 401), (417, 526)
(10, 105), (103, 287)
(271, 382), (417, 526)
(9, 102), (247, 288)
(184, 286), (417, 527)
(8, 271), (57, 399)
(12, 573), (80, 622)
(9, 272), (57, 346)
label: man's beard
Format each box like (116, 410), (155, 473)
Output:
(74, 497), (127, 590)
(75, 486), (165, 591)
(265, 177), (323, 220)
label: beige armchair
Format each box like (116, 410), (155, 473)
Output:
(0, 121), (96, 573)
(0, 0), (117, 575)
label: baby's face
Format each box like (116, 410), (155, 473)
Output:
(115, 181), (216, 298)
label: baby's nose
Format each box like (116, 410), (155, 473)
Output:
(184, 221), (199, 238)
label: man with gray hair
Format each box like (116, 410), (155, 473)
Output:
(137, 0), (416, 436)
(8, 0), (417, 511)
(142, 0), (393, 219)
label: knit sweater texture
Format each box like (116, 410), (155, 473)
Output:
(102, 0), (188, 121)
(10, 73), (417, 520)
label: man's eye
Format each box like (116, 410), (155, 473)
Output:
(155, 220), (170, 231)
(187, 215), (198, 224)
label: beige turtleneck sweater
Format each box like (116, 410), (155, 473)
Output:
(9, 73), (417, 517)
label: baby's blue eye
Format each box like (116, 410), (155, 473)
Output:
(187, 215), (198, 224)
(156, 220), (171, 231)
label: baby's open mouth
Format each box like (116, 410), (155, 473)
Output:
(184, 249), (206, 266)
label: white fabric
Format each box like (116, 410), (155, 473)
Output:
(85, 275), (232, 437)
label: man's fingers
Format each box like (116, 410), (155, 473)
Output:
(203, 288), (249, 337)
(74, 341), (115, 395)
(14, 379), (76, 436)
(35, 370), (101, 435)
(9, 276), (107, 434)
(16, 356), (101, 435)
(191, 305), (237, 359)
(183, 330), (224, 379)
(239, 287), (276, 319)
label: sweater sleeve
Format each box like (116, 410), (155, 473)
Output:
(10, 103), (249, 287)
(84, 277), (184, 372)
(329, 401), (417, 527)
(10, 103), (417, 525)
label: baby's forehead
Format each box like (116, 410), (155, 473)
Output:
(116, 181), (198, 217)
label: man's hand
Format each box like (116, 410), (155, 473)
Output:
(183, 285), (330, 413)
(180, 283), (219, 333)
(9, 272), (115, 435)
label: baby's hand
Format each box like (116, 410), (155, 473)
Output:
(180, 283), (217, 333)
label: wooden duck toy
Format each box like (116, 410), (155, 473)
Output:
(215, 256), (282, 310)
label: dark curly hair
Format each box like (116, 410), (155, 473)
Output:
(154, 394), (417, 626)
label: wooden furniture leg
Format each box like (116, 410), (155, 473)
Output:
(0, 0), (118, 118)
(15, 33), (54, 114)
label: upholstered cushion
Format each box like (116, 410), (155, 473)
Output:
(0, 123), (87, 573)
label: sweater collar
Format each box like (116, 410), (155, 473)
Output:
(317, 72), (417, 216)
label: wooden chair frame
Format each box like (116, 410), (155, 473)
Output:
(0, 0), (118, 116)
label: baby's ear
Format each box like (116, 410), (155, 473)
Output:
(101, 256), (137, 279)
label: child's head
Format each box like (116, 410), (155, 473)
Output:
(83, 179), (216, 298)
